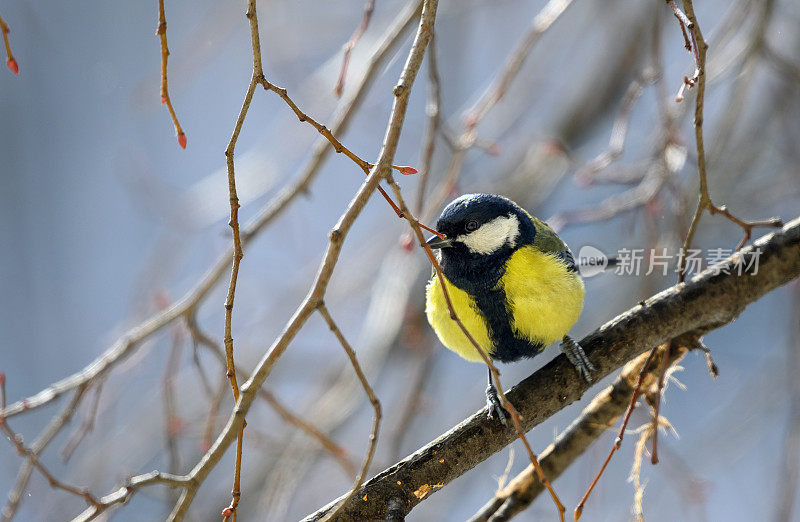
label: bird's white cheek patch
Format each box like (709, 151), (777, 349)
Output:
(458, 215), (520, 255)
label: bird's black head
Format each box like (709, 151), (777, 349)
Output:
(426, 194), (535, 289)
(427, 194), (535, 254)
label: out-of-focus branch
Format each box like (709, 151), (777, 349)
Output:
(303, 218), (800, 521)
(572, 76), (649, 186)
(335, 0), (376, 97)
(774, 284), (800, 522)
(420, 0), (574, 228)
(2, 386), (87, 521)
(762, 45), (800, 83)
(419, 0), (574, 234)
(463, 0), (575, 128)
(1, 421), (101, 511)
(413, 30), (441, 216)
(60, 381), (104, 462)
(185, 313), (358, 477)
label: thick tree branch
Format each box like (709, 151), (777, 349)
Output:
(304, 217), (800, 521)
(470, 337), (694, 522)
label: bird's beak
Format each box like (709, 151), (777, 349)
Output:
(426, 234), (452, 249)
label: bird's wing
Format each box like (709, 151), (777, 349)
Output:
(529, 216), (578, 273)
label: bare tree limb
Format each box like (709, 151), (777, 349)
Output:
(303, 217), (800, 521)
(469, 337), (694, 522)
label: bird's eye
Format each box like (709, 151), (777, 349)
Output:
(465, 220), (479, 232)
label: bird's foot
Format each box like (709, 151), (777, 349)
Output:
(561, 335), (595, 384)
(486, 383), (510, 428)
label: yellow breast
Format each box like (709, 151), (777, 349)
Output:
(501, 245), (584, 347)
(425, 275), (493, 362)
(425, 245), (584, 362)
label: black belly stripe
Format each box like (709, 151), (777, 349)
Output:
(471, 285), (545, 363)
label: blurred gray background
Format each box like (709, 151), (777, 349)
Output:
(1, 0), (799, 520)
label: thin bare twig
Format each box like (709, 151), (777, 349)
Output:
(217, 1), (264, 517)
(317, 304), (382, 521)
(0, 12), (18, 74)
(666, 0), (779, 476)
(674, 0), (781, 283)
(414, 30), (442, 217)
(574, 343), (661, 520)
(1, 421), (101, 510)
(420, 0), (574, 227)
(255, 75), (440, 237)
(3, 5), (432, 519)
(157, 0), (186, 148)
(649, 339), (673, 464)
(335, 0), (376, 97)
(73, 471), (190, 522)
(574, 5), (782, 509)
(666, 0), (700, 102)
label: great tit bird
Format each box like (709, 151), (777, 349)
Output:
(425, 193), (593, 423)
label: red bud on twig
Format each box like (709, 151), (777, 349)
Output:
(6, 58), (18, 75)
(177, 132), (187, 149)
(394, 165), (417, 175)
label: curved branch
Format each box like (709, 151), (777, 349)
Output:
(303, 216), (800, 521)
